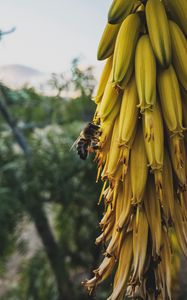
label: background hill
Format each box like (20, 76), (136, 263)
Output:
(0, 64), (49, 90)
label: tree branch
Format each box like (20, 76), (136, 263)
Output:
(0, 27), (16, 37)
(0, 88), (31, 158)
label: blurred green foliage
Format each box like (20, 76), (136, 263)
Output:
(0, 59), (111, 300)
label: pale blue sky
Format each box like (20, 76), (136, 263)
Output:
(0, 0), (111, 73)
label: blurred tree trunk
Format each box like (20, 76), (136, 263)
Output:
(27, 200), (73, 300)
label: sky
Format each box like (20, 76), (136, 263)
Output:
(0, 0), (111, 74)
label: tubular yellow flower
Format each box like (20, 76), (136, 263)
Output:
(79, 1), (187, 299)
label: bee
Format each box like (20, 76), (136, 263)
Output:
(72, 122), (101, 160)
